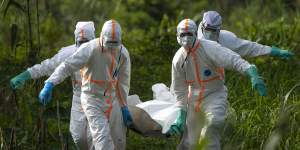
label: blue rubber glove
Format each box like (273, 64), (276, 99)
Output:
(39, 82), (54, 106)
(10, 70), (31, 89)
(167, 109), (187, 136)
(121, 106), (133, 127)
(246, 65), (267, 96)
(270, 46), (294, 59)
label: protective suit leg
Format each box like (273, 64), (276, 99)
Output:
(81, 96), (114, 150)
(200, 89), (227, 150)
(178, 88), (227, 150)
(70, 95), (94, 150)
(177, 105), (206, 150)
(109, 99), (127, 150)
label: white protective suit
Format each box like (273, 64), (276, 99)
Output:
(45, 20), (129, 150)
(172, 19), (253, 150)
(28, 22), (95, 150)
(198, 30), (271, 57)
(130, 12), (273, 148)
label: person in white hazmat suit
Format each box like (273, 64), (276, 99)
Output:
(38, 19), (132, 150)
(198, 11), (294, 59)
(128, 11), (295, 138)
(167, 19), (267, 150)
(123, 11), (295, 141)
(10, 21), (95, 150)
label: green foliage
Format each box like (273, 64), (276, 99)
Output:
(0, 0), (300, 149)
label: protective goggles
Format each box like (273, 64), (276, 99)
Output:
(201, 23), (220, 33)
(179, 32), (194, 37)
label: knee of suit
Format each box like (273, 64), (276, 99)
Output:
(94, 134), (113, 143)
(207, 116), (225, 130)
(70, 125), (91, 142)
(70, 131), (87, 143)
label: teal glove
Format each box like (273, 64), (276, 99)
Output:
(10, 70), (31, 89)
(246, 65), (266, 96)
(167, 109), (187, 136)
(270, 46), (294, 59)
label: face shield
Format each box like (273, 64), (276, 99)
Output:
(102, 37), (121, 50)
(202, 25), (220, 42)
(177, 32), (196, 49)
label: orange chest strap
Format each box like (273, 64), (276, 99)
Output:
(189, 46), (223, 112)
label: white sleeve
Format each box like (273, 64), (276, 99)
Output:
(27, 46), (74, 79)
(116, 48), (131, 107)
(219, 30), (271, 57)
(171, 51), (188, 110)
(45, 43), (93, 85)
(204, 40), (252, 74)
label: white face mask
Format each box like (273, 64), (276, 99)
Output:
(180, 36), (195, 49)
(203, 30), (219, 41)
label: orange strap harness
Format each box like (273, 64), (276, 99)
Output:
(186, 41), (224, 112)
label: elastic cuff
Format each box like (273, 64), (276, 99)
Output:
(175, 101), (187, 111)
(270, 46), (280, 56)
(245, 65), (258, 77)
(22, 70), (32, 79)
